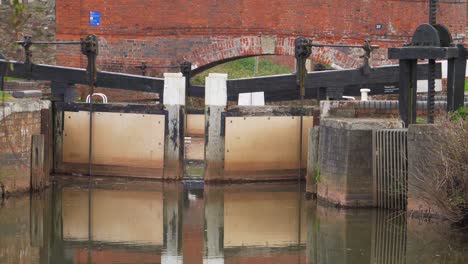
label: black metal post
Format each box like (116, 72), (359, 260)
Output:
(181, 61), (192, 96)
(447, 58), (456, 112)
(453, 44), (467, 111)
(399, 59), (418, 127)
(294, 37), (312, 184)
(80, 35), (99, 177)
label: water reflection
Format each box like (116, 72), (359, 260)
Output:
(0, 179), (467, 263)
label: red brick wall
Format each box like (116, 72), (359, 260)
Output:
(0, 111), (42, 195)
(56, 0), (467, 74)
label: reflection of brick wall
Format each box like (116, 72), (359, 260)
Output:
(0, 111), (41, 194)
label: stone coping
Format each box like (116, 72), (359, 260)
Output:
(0, 99), (50, 122)
(320, 117), (403, 130)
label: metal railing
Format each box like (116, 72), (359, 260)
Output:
(85, 93), (108, 104)
(372, 129), (408, 210)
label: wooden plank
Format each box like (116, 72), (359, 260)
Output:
(398, 60), (418, 127)
(224, 106), (318, 117)
(40, 108), (52, 185)
(53, 108), (64, 172)
(31, 134), (45, 192)
(388, 47), (459, 59)
(55, 102), (166, 114)
(453, 44), (467, 110)
(0, 59), (164, 93)
(224, 63), (441, 100)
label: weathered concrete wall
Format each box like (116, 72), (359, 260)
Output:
(0, 0), (55, 64)
(0, 99), (50, 196)
(317, 118), (402, 207)
(320, 100), (446, 119)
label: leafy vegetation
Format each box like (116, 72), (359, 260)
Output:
(413, 116), (468, 224)
(191, 57), (293, 85)
(465, 79), (468, 92)
(450, 107), (468, 121)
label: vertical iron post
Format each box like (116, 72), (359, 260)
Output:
(180, 61), (192, 97)
(80, 35), (99, 177)
(294, 37), (312, 190)
(453, 44), (467, 111)
(399, 59), (418, 127)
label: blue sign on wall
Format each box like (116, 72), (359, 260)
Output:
(89, 11), (100, 26)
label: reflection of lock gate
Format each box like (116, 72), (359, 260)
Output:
(85, 93), (108, 104)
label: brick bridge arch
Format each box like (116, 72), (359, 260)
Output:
(185, 35), (364, 74)
(55, 0), (466, 75)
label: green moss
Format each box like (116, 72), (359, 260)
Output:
(191, 57), (293, 85)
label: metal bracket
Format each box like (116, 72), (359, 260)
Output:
(80, 34), (99, 87)
(294, 37), (379, 99)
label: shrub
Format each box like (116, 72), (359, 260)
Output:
(412, 117), (468, 223)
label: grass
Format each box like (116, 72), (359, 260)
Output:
(465, 79), (468, 92)
(191, 57), (293, 85)
(0, 91), (13, 101)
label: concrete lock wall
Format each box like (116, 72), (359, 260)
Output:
(316, 118), (403, 207)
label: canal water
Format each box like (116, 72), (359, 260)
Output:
(1, 177), (467, 263)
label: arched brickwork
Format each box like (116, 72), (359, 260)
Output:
(55, 0), (467, 75)
(185, 35), (370, 72)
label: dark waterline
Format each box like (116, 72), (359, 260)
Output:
(0, 177), (467, 264)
